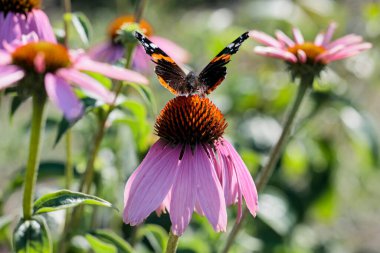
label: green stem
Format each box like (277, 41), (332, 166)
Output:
(65, 130), (73, 189)
(134, 0), (148, 23)
(165, 231), (179, 253)
(22, 94), (47, 219)
(220, 77), (311, 253)
(63, 0), (72, 47)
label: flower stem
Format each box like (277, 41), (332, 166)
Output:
(165, 231), (179, 253)
(134, 0), (148, 23)
(22, 93), (47, 219)
(220, 76), (311, 253)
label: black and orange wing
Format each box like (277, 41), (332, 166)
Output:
(134, 31), (186, 95)
(198, 32), (249, 94)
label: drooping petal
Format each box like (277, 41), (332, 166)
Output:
(297, 49), (307, 63)
(0, 50), (12, 65)
(322, 22), (337, 46)
(123, 140), (180, 226)
(327, 34), (363, 49)
(150, 36), (190, 64)
(0, 65), (25, 90)
(292, 27), (304, 44)
(254, 46), (298, 63)
(74, 56), (148, 85)
(88, 42), (125, 64)
(44, 73), (84, 121)
(170, 147), (196, 236)
(194, 145), (227, 232)
(56, 68), (114, 104)
(249, 30), (283, 48)
(132, 45), (152, 72)
(275, 30), (295, 47)
(222, 139), (258, 217)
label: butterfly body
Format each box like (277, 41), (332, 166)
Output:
(135, 31), (249, 96)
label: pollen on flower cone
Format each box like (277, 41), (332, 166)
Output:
(155, 95), (227, 146)
(0, 0), (41, 13)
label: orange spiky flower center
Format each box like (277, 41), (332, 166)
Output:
(108, 15), (153, 42)
(155, 95), (227, 146)
(12, 42), (71, 73)
(287, 42), (327, 61)
(0, 0), (40, 14)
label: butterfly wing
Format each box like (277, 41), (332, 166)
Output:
(198, 32), (249, 94)
(134, 32), (187, 95)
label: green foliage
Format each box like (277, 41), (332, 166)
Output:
(88, 230), (133, 253)
(13, 217), (52, 253)
(33, 190), (113, 214)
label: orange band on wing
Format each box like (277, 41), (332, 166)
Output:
(158, 76), (178, 95)
(151, 53), (175, 63)
(211, 54), (231, 63)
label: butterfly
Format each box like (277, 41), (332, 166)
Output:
(134, 31), (249, 96)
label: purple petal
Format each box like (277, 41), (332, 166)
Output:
(170, 147), (196, 236)
(74, 56), (148, 85)
(275, 30), (295, 47)
(322, 22), (337, 46)
(132, 45), (152, 73)
(249, 30), (282, 48)
(292, 27), (304, 44)
(328, 34), (363, 49)
(0, 50), (12, 65)
(194, 145), (227, 232)
(44, 73), (84, 121)
(254, 46), (298, 63)
(56, 69), (114, 104)
(123, 140), (180, 226)
(88, 42), (124, 64)
(222, 139), (258, 217)
(0, 65), (24, 90)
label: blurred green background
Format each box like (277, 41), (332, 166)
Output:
(1, 0), (380, 252)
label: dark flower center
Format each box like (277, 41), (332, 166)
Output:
(0, 0), (40, 14)
(287, 42), (327, 63)
(155, 95), (227, 146)
(108, 15), (153, 42)
(12, 42), (71, 73)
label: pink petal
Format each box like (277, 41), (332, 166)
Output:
(249, 30), (282, 48)
(0, 65), (24, 90)
(314, 33), (325, 46)
(34, 53), (46, 73)
(275, 30), (295, 47)
(292, 27), (304, 44)
(132, 45), (152, 73)
(194, 145), (227, 232)
(56, 69), (114, 104)
(325, 43), (372, 62)
(222, 140), (258, 217)
(74, 56), (148, 85)
(322, 22), (337, 46)
(328, 34), (363, 49)
(150, 36), (190, 64)
(44, 73), (84, 121)
(170, 147), (196, 236)
(0, 50), (12, 65)
(254, 46), (298, 63)
(123, 140), (180, 225)
(88, 42), (124, 64)
(297, 49), (307, 63)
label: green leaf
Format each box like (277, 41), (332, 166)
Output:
(65, 12), (92, 46)
(10, 95), (28, 119)
(126, 83), (156, 113)
(13, 217), (52, 253)
(85, 234), (117, 253)
(33, 190), (113, 214)
(136, 224), (168, 252)
(89, 230), (133, 253)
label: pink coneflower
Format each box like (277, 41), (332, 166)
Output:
(123, 95), (258, 235)
(0, 0), (56, 48)
(249, 23), (372, 78)
(89, 15), (189, 71)
(0, 34), (148, 120)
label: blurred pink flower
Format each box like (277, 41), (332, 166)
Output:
(0, 34), (148, 121)
(0, 0), (56, 48)
(249, 22), (371, 65)
(123, 95), (258, 236)
(89, 15), (190, 71)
